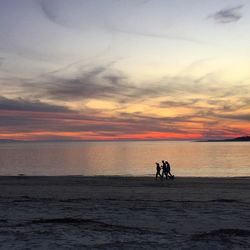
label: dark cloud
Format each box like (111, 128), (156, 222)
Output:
(36, 68), (201, 102)
(45, 74), (131, 101)
(209, 5), (244, 24)
(0, 96), (72, 113)
(39, 0), (62, 26)
(206, 99), (246, 113)
(21, 65), (250, 114)
(220, 113), (250, 121)
(159, 98), (201, 108)
(0, 109), (182, 135)
(31, 65), (141, 102)
(0, 109), (200, 137)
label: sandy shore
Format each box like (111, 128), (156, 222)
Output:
(0, 176), (250, 249)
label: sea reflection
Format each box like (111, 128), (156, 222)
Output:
(0, 141), (249, 176)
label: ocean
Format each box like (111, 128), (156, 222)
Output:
(0, 141), (249, 177)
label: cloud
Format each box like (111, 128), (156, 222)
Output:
(2, 64), (250, 140)
(42, 70), (172, 102)
(206, 99), (246, 113)
(29, 64), (163, 102)
(109, 27), (204, 44)
(220, 113), (250, 121)
(39, 0), (152, 29)
(1, 93), (249, 140)
(35, 67), (198, 102)
(0, 107), (200, 138)
(0, 96), (72, 113)
(209, 5), (244, 24)
(39, 0), (202, 44)
(44, 68), (131, 101)
(21, 64), (250, 112)
(159, 98), (201, 108)
(39, 0), (65, 27)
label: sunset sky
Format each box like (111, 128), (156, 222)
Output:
(0, 0), (250, 140)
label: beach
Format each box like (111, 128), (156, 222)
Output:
(0, 176), (250, 249)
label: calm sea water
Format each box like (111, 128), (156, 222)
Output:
(0, 141), (249, 177)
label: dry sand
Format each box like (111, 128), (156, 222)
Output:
(0, 176), (250, 249)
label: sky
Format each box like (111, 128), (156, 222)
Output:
(0, 0), (250, 141)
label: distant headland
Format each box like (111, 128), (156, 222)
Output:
(198, 136), (250, 142)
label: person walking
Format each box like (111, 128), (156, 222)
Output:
(161, 160), (168, 179)
(155, 162), (162, 179)
(165, 161), (174, 179)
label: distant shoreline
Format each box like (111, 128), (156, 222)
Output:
(0, 136), (250, 143)
(0, 139), (192, 143)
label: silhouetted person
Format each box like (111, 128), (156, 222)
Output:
(155, 162), (162, 179)
(161, 160), (168, 179)
(165, 161), (174, 179)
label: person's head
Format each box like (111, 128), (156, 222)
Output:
(162, 160), (164, 163)
(156, 162), (159, 166)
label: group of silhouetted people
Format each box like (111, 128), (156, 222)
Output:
(155, 160), (174, 180)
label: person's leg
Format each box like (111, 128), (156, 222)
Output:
(156, 172), (160, 179)
(162, 172), (165, 179)
(160, 172), (163, 181)
(166, 172), (169, 179)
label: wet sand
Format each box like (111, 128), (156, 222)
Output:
(0, 176), (250, 249)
